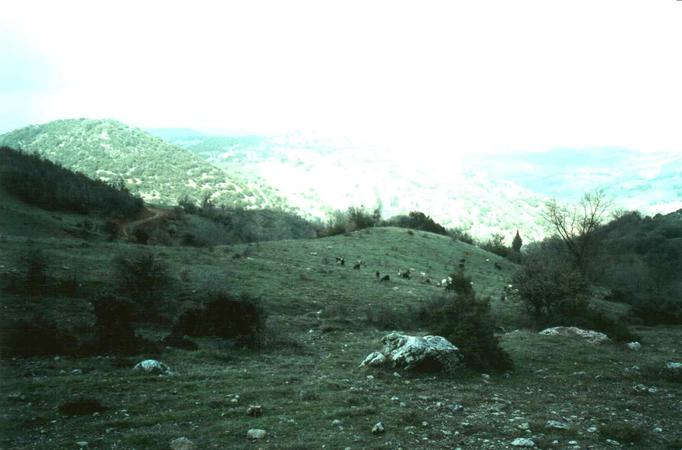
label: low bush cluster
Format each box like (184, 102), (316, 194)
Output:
(0, 317), (78, 357)
(173, 291), (267, 346)
(416, 270), (513, 372)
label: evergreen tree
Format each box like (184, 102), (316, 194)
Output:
(512, 230), (523, 253)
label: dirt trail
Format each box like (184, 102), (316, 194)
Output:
(120, 207), (170, 238)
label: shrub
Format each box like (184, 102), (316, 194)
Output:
(449, 227), (475, 245)
(630, 294), (682, 325)
(512, 241), (589, 322)
(89, 293), (156, 355)
(385, 211), (448, 235)
(173, 291), (267, 345)
(0, 317), (77, 357)
(58, 398), (106, 416)
(481, 233), (509, 258)
(112, 250), (171, 319)
(576, 309), (641, 343)
(416, 272), (513, 372)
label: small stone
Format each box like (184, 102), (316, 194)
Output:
(653, 427), (662, 433)
(76, 442), (88, 448)
(605, 439), (621, 446)
(518, 422), (530, 431)
(170, 437), (196, 450)
(626, 341), (641, 351)
(587, 426), (598, 433)
(71, 369), (83, 375)
(511, 437), (535, 447)
(247, 429), (266, 440)
(481, 373), (491, 381)
(448, 402), (464, 414)
(372, 422), (385, 434)
(399, 402), (407, 408)
(390, 396), (400, 402)
(366, 375), (374, 380)
(633, 384), (657, 394)
(332, 419), (343, 427)
(568, 441), (578, 445)
(546, 420), (570, 430)
(246, 405), (262, 417)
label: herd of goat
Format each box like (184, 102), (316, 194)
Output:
(332, 253), (506, 293)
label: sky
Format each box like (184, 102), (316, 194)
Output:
(1, 0), (682, 156)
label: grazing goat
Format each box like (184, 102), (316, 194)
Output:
(335, 257), (345, 266)
(353, 260), (362, 270)
(380, 274), (390, 282)
(494, 262), (502, 270)
(398, 269), (411, 279)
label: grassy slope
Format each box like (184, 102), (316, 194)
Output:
(0, 119), (288, 209)
(1, 206), (681, 449)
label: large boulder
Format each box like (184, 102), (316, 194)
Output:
(360, 332), (463, 372)
(539, 326), (610, 344)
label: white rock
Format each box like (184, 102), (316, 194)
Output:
(372, 422), (385, 434)
(332, 419), (343, 427)
(247, 429), (266, 440)
(665, 361), (682, 372)
(626, 341), (641, 351)
(132, 359), (173, 375)
(170, 437), (196, 450)
(359, 352), (386, 368)
(546, 420), (570, 430)
(511, 437), (535, 447)
(539, 326), (610, 344)
(360, 332), (463, 372)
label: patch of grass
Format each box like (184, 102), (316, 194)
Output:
(600, 422), (645, 444)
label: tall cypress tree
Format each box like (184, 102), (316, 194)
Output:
(512, 230), (523, 253)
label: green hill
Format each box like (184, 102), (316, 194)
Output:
(0, 119), (289, 209)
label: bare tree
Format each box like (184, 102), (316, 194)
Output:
(542, 189), (611, 275)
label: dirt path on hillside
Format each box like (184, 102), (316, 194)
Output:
(120, 207), (170, 238)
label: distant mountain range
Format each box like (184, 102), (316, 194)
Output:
(155, 132), (551, 241)
(2, 119), (678, 243)
(468, 148), (682, 215)
(0, 119), (288, 210)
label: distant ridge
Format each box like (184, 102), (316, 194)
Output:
(0, 119), (288, 209)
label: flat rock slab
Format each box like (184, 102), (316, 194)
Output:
(539, 326), (610, 344)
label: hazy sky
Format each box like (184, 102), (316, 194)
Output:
(2, 0), (681, 155)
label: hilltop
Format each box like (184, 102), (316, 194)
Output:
(0, 119), (288, 209)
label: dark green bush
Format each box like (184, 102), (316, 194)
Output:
(576, 309), (641, 343)
(89, 293), (156, 355)
(416, 272), (512, 372)
(58, 398), (106, 416)
(385, 211), (448, 236)
(0, 318), (78, 357)
(631, 294), (682, 325)
(112, 250), (171, 319)
(512, 241), (589, 321)
(173, 291), (267, 344)
(449, 227), (475, 245)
